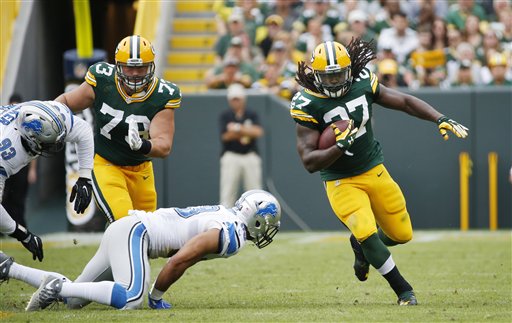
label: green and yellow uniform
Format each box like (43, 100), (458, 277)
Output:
(290, 68), (411, 242)
(85, 62), (181, 222)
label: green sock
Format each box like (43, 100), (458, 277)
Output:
(378, 228), (399, 246)
(360, 233), (390, 268)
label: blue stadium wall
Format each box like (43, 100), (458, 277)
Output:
(153, 87), (511, 231)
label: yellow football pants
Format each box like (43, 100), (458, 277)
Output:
(325, 164), (413, 243)
(92, 154), (157, 222)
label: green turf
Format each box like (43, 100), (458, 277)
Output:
(0, 231), (510, 322)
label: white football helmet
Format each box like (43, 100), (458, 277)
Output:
(234, 190), (281, 248)
(16, 101), (67, 156)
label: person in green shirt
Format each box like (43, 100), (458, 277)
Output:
(290, 39), (468, 306)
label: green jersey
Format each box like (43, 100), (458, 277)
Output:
(290, 68), (383, 180)
(85, 62), (181, 166)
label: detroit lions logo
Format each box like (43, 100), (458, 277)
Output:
(256, 203), (278, 218)
(21, 119), (43, 134)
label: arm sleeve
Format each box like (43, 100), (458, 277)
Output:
(65, 117), (94, 179)
(0, 204), (16, 235)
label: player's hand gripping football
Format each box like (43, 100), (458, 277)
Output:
(70, 177), (93, 214)
(148, 293), (172, 309)
(437, 116), (468, 140)
(331, 119), (358, 150)
(128, 119), (143, 151)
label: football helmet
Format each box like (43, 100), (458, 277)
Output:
(234, 190), (281, 248)
(115, 35), (156, 93)
(16, 101), (67, 156)
(311, 41), (352, 98)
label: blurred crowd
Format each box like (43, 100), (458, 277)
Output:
(205, 0), (512, 100)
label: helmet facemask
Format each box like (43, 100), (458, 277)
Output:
(116, 60), (155, 93)
(314, 65), (352, 98)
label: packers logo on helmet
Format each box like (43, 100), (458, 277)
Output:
(115, 35), (156, 93)
(311, 41), (352, 98)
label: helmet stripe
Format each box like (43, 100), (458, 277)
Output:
(30, 101), (64, 134)
(130, 35), (140, 60)
(324, 41), (337, 66)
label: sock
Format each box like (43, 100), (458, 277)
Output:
(378, 228), (399, 246)
(9, 262), (70, 288)
(360, 233), (390, 268)
(60, 281), (126, 309)
(382, 266), (413, 296)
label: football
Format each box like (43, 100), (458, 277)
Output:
(317, 120), (350, 150)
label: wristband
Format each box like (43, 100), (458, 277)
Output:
(138, 139), (152, 155)
(9, 223), (29, 241)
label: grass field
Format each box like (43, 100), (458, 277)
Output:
(0, 231), (510, 322)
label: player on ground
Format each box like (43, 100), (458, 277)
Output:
(290, 39), (468, 305)
(0, 190), (281, 311)
(0, 101), (94, 261)
(55, 35), (182, 222)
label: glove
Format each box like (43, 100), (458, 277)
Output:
(331, 119), (358, 151)
(128, 119), (143, 151)
(437, 116), (468, 141)
(21, 232), (44, 261)
(9, 223), (44, 261)
(70, 177), (93, 214)
(148, 294), (172, 309)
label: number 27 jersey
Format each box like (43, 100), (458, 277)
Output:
(290, 68), (384, 180)
(85, 62), (182, 166)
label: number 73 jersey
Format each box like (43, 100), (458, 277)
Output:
(290, 68), (384, 181)
(85, 62), (182, 166)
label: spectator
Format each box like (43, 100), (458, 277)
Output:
(477, 28), (503, 66)
(296, 17), (334, 59)
(377, 58), (406, 88)
(462, 15), (483, 49)
(257, 14), (285, 58)
(486, 52), (512, 85)
(446, 42), (483, 86)
(266, 0), (303, 32)
(377, 12), (419, 65)
(205, 56), (255, 89)
(450, 59), (475, 87)
(431, 18), (449, 50)
(223, 36), (260, 79)
(445, 0), (487, 31)
(293, 0), (341, 39)
(219, 84), (264, 207)
(214, 9), (251, 64)
(347, 10), (377, 44)
(372, 0), (403, 34)
(1, 94), (37, 230)
(496, 9), (512, 51)
(446, 27), (463, 61)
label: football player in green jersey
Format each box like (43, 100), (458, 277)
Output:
(290, 39), (468, 306)
(56, 35), (182, 223)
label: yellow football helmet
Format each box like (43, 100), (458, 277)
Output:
(115, 35), (156, 92)
(310, 41), (352, 97)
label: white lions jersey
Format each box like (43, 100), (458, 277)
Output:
(129, 205), (248, 259)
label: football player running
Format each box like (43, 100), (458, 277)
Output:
(0, 190), (281, 311)
(55, 35), (182, 223)
(0, 100), (94, 261)
(290, 39), (468, 305)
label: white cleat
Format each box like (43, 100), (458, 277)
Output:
(26, 275), (63, 311)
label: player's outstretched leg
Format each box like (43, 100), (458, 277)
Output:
(26, 275), (63, 311)
(0, 251), (14, 283)
(349, 234), (370, 281)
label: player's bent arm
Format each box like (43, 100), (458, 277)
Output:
(147, 108), (175, 158)
(376, 84), (443, 122)
(55, 82), (95, 112)
(296, 124), (343, 173)
(240, 124), (264, 138)
(65, 117), (94, 178)
(153, 229), (221, 293)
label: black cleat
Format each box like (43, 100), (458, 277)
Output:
(349, 234), (370, 281)
(397, 290), (418, 306)
(0, 251), (14, 283)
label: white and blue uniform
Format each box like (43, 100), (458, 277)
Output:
(67, 205), (247, 309)
(0, 101), (94, 235)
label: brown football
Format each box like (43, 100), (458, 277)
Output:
(317, 120), (350, 150)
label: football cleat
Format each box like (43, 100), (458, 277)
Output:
(350, 234), (370, 281)
(397, 290), (418, 306)
(26, 275), (63, 311)
(0, 251), (14, 283)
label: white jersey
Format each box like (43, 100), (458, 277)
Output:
(129, 205), (248, 259)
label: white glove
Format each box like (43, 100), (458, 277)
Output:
(128, 120), (143, 151)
